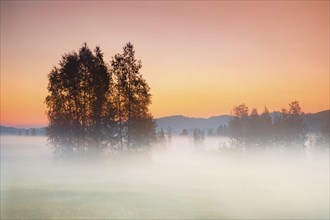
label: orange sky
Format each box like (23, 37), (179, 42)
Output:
(1, 1), (329, 127)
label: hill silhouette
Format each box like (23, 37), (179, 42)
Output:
(1, 110), (329, 136)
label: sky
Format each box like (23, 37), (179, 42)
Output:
(1, 1), (329, 128)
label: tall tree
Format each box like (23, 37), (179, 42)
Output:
(192, 128), (205, 145)
(274, 101), (305, 148)
(180, 128), (189, 137)
(166, 127), (172, 143)
(228, 103), (249, 148)
(157, 128), (165, 144)
(259, 107), (273, 146)
(216, 124), (228, 136)
(286, 100), (305, 147)
(246, 108), (260, 146)
(111, 42), (156, 151)
(45, 43), (114, 158)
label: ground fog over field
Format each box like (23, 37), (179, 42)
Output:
(1, 136), (329, 219)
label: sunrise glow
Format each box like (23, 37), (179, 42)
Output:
(1, 1), (329, 127)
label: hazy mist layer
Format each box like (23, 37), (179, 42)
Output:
(1, 136), (329, 219)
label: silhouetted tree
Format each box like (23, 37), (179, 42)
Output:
(228, 103), (249, 148)
(46, 42), (156, 158)
(166, 127), (172, 143)
(274, 101), (305, 148)
(46, 43), (114, 158)
(192, 128), (205, 145)
(244, 107), (273, 149)
(259, 107), (273, 146)
(180, 128), (189, 137)
(228, 101), (306, 150)
(111, 42), (156, 151)
(216, 124), (229, 136)
(157, 128), (165, 143)
(246, 108), (260, 146)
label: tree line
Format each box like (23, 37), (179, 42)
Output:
(175, 101), (329, 150)
(17, 128), (37, 136)
(46, 42), (156, 159)
(227, 101), (305, 150)
(227, 101), (328, 150)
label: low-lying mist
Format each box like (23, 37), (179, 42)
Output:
(1, 135), (329, 219)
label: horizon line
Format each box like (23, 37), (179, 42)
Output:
(1, 108), (329, 129)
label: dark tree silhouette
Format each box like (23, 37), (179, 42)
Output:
(216, 124), (228, 136)
(192, 128), (205, 145)
(274, 101), (305, 148)
(259, 107), (273, 146)
(166, 127), (172, 143)
(157, 128), (165, 143)
(180, 128), (189, 137)
(228, 103), (249, 148)
(111, 42), (156, 151)
(246, 108), (260, 145)
(45, 43), (114, 158)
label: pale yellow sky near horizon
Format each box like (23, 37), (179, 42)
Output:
(1, 1), (329, 127)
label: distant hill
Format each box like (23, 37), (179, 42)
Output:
(155, 115), (231, 134)
(302, 110), (330, 132)
(155, 110), (330, 134)
(1, 110), (328, 136)
(0, 126), (47, 136)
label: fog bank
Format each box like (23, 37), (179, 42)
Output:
(1, 136), (329, 219)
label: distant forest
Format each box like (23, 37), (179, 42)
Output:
(174, 102), (329, 151)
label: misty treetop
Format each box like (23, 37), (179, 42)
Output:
(228, 101), (306, 150)
(46, 42), (156, 159)
(111, 43), (156, 151)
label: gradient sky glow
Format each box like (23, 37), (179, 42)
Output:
(1, 1), (329, 127)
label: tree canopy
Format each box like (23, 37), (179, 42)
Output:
(46, 42), (156, 159)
